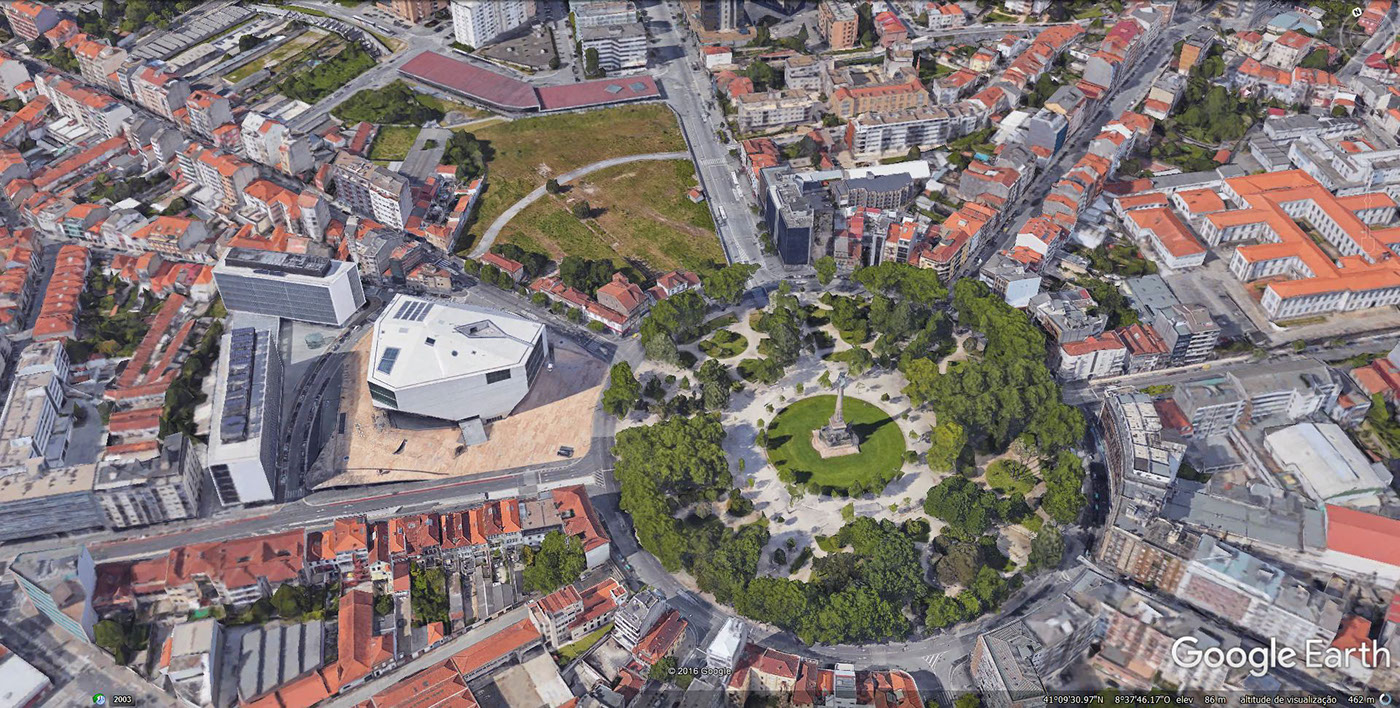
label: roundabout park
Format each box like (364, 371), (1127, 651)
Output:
(764, 393), (906, 497)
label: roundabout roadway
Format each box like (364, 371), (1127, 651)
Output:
(587, 290), (1093, 697)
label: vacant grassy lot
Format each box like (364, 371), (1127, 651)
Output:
(368, 126), (420, 161)
(226, 29), (326, 83)
(501, 159), (722, 272)
(765, 395), (905, 494)
(698, 329), (747, 359)
(460, 104), (687, 252)
(556, 623), (612, 665)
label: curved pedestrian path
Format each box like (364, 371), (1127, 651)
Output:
(468, 151), (690, 258)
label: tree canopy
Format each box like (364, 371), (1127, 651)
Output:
(924, 475), (1001, 539)
(602, 362), (641, 418)
(903, 281), (1083, 456)
(927, 420), (967, 472)
(1042, 452), (1087, 525)
(442, 131), (490, 180)
(613, 414), (731, 570)
(331, 81), (443, 125)
(702, 263), (759, 305)
(523, 530), (587, 593)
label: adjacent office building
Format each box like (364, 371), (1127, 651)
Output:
(0, 341), (70, 476)
(367, 295), (549, 434)
(700, 0), (740, 31)
(9, 547), (99, 643)
(213, 248), (366, 327)
(450, 0), (532, 47)
(206, 321), (283, 506)
(92, 433), (205, 529)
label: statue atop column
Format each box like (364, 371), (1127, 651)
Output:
(812, 370), (860, 457)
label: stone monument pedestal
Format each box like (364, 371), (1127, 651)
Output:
(812, 375), (860, 457)
(811, 426), (860, 458)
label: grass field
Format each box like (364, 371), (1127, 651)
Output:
(985, 459), (1036, 496)
(460, 104), (687, 253)
(500, 159), (722, 273)
(698, 329), (747, 359)
(226, 29), (326, 83)
(368, 126), (420, 161)
(765, 395), (905, 493)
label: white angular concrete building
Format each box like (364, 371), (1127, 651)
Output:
(367, 295), (549, 428)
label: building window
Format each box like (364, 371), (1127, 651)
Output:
(369, 381), (398, 407)
(486, 369), (512, 384)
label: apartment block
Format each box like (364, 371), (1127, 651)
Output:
(70, 36), (127, 91)
(93, 433), (204, 529)
(34, 74), (132, 138)
(829, 67), (927, 120)
(387, 0), (447, 23)
(699, 0), (739, 31)
(450, 0), (531, 47)
(184, 90), (233, 139)
(241, 112), (313, 176)
(176, 145), (257, 213)
(735, 90), (816, 133)
(1228, 358), (1338, 422)
(573, 0), (635, 28)
(817, 0), (858, 50)
(578, 23), (647, 73)
(3, 1), (60, 42)
(131, 62), (191, 122)
(528, 577), (626, 648)
(331, 151), (411, 229)
(845, 104), (983, 157)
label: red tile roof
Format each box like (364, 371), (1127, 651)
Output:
(1129, 207), (1205, 258)
(1326, 505), (1400, 567)
(1060, 332), (1125, 357)
(400, 51), (539, 110)
(327, 589), (394, 690)
(536, 76), (661, 111)
(165, 529), (305, 591)
(366, 661), (478, 708)
(448, 619), (541, 677)
(634, 609), (687, 665)
(552, 485), (610, 552)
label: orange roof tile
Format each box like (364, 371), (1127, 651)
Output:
(448, 619), (541, 677)
(1129, 207), (1205, 258)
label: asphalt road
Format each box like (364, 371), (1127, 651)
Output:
(655, 1), (788, 283)
(963, 18), (1196, 278)
(1341, 10), (1398, 79)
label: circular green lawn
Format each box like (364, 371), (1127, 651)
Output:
(765, 394), (906, 494)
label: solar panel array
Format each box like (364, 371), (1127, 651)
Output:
(220, 327), (258, 444)
(394, 299), (434, 322)
(377, 347), (401, 375)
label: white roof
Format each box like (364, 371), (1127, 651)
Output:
(1265, 423), (1393, 505)
(369, 294), (544, 390)
(0, 652), (52, 707)
(707, 617), (747, 659)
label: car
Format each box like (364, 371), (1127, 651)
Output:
(557, 446), (575, 458)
